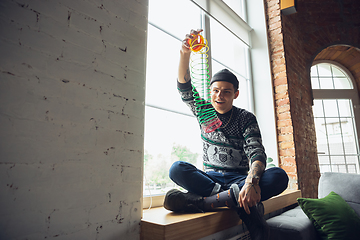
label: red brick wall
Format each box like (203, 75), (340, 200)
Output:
(264, 0), (360, 198)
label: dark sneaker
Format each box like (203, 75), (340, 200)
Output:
(257, 201), (265, 216)
(163, 189), (205, 213)
(229, 184), (240, 208)
(236, 202), (270, 240)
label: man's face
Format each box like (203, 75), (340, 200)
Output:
(210, 81), (239, 114)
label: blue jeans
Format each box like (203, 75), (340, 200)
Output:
(169, 161), (289, 201)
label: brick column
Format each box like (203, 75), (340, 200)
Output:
(264, 0), (298, 190)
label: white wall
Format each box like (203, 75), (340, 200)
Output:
(0, 0), (148, 239)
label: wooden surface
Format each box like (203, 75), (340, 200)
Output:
(141, 190), (301, 240)
(141, 208), (241, 240)
(314, 45), (360, 86)
(263, 189), (301, 214)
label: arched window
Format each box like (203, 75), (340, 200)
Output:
(311, 61), (360, 173)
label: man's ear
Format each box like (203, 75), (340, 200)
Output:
(234, 90), (239, 99)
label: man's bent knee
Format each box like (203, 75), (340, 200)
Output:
(169, 161), (196, 182)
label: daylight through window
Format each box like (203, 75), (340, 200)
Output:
(311, 63), (360, 174)
(143, 0), (250, 198)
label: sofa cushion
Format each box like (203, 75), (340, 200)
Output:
(298, 191), (360, 240)
(318, 172), (360, 217)
(267, 206), (318, 240)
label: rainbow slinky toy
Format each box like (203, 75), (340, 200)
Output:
(188, 34), (222, 133)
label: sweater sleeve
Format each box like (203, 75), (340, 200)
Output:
(242, 113), (267, 167)
(177, 79), (192, 91)
(177, 80), (202, 117)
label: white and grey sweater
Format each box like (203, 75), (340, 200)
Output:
(178, 80), (267, 173)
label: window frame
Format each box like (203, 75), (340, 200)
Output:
(142, 0), (277, 209)
(311, 60), (360, 173)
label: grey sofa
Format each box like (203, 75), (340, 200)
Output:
(267, 172), (360, 240)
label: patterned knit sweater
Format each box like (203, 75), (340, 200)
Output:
(178, 80), (267, 173)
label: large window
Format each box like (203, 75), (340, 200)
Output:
(311, 62), (360, 173)
(143, 0), (263, 208)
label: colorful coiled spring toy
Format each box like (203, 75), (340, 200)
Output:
(188, 34), (222, 133)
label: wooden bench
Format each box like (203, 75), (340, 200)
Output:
(141, 190), (301, 240)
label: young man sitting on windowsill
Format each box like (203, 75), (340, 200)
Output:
(163, 29), (289, 240)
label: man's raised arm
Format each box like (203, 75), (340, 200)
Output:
(178, 29), (202, 83)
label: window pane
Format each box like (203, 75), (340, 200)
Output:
(317, 63), (332, 77)
(311, 77), (320, 89)
(337, 164), (347, 173)
(148, 0), (201, 40)
(331, 155), (345, 165)
(319, 77), (334, 89)
(222, 0), (245, 19)
(323, 100), (338, 118)
(327, 122), (344, 155)
(320, 164), (331, 172)
(333, 77), (352, 89)
(347, 155), (357, 164)
(313, 100), (324, 117)
(314, 118), (329, 155)
(143, 106), (202, 196)
(338, 99), (352, 117)
(146, 25), (192, 115)
(331, 65), (346, 77)
(210, 18), (248, 79)
(210, 18), (249, 110)
(318, 155), (330, 164)
(347, 164), (357, 173)
(341, 117), (358, 154)
(310, 65), (318, 77)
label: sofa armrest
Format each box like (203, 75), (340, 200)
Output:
(319, 172), (360, 217)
